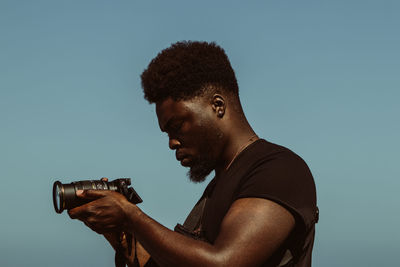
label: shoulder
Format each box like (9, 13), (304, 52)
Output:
(235, 139), (317, 231)
(235, 139), (314, 190)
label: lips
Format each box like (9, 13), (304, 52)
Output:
(176, 151), (185, 161)
(176, 151), (191, 166)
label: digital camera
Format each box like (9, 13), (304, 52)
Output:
(52, 178), (142, 213)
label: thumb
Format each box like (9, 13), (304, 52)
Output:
(76, 189), (108, 200)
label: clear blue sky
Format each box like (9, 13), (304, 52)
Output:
(1, 1), (399, 266)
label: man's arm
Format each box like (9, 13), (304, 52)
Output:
(129, 197), (294, 267)
(69, 190), (294, 267)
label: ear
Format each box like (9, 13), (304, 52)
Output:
(211, 94), (226, 118)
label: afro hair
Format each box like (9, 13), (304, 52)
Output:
(141, 41), (239, 103)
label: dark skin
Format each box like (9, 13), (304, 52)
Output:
(68, 93), (295, 266)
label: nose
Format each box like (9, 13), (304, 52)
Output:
(169, 138), (181, 150)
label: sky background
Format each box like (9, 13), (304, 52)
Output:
(1, 1), (399, 266)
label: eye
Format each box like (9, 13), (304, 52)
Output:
(170, 121), (184, 133)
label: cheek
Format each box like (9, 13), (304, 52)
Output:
(181, 114), (218, 151)
(194, 126), (217, 151)
(180, 125), (207, 149)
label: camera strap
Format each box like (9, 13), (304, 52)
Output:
(174, 177), (217, 240)
(115, 232), (137, 267)
(174, 196), (208, 241)
(115, 234), (125, 267)
(183, 196), (207, 231)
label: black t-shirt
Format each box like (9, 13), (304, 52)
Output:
(145, 139), (317, 267)
(201, 139), (318, 267)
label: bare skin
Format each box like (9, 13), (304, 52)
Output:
(68, 92), (296, 266)
(69, 191), (294, 266)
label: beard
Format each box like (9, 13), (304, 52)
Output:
(186, 124), (224, 183)
(187, 155), (215, 183)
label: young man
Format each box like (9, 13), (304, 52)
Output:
(69, 41), (318, 267)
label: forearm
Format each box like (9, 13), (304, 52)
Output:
(70, 191), (293, 267)
(123, 204), (223, 267)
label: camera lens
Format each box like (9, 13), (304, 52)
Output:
(52, 178), (141, 214)
(53, 181), (64, 213)
(52, 180), (109, 213)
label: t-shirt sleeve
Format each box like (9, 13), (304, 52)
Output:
(235, 152), (317, 232)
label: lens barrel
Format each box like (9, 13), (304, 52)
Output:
(52, 179), (130, 213)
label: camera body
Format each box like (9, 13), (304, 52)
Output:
(53, 178), (142, 213)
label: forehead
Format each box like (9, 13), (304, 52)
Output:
(155, 97), (205, 131)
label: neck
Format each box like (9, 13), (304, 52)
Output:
(215, 128), (259, 176)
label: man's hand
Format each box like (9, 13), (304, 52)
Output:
(66, 176), (149, 266)
(68, 188), (133, 234)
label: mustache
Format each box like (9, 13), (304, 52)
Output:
(175, 151), (188, 161)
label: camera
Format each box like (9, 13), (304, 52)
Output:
(52, 178), (142, 213)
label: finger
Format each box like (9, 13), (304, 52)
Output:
(87, 221), (119, 235)
(87, 224), (103, 235)
(67, 199), (98, 219)
(84, 221), (103, 234)
(68, 205), (90, 219)
(68, 208), (81, 219)
(76, 189), (109, 200)
(69, 210), (104, 233)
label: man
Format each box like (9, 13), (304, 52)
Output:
(69, 41), (318, 267)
